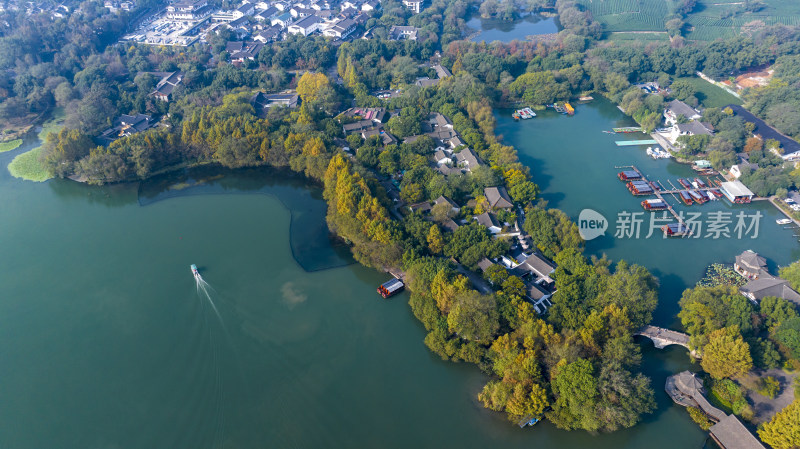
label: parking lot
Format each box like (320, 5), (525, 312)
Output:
(123, 16), (201, 46)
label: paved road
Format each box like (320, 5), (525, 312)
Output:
(454, 263), (492, 294)
(746, 369), (798, 425)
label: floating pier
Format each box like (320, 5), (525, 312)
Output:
(612, 127), (643, 133)
(614, 166), (726, 237)
(615, 139), (659, 146)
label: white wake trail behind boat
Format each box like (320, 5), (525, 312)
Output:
(196, 275), (225, 326)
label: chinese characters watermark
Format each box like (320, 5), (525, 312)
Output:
(578, 209), (763, 240)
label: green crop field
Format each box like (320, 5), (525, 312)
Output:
(578, 0), (800, 41)
(608, 32), (669, 42)
(674, 77), (743, 108)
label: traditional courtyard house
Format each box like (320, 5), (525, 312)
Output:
(484, 186), (513, 210)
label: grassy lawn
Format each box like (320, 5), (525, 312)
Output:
(7, 146), (52, 182)
(0, 139), (22, 153)
(38, 107), (65, 140)
(675, 77), (743, 108)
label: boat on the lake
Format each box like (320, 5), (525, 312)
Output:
(642, 199), (668, 211)
(618, 170), (642, 181)
(777, 218), (792, 225)
(514, 107), (536, 119)
(646, 146), (671, 159)
(518, 416), (540, 428)
(662, 223), (691, 237)
(688, 190), (708, 204)
(378, 278), (404, 298)
(679, 191), (693, 205)
(627, 181), (654, 195)
(191, 264), (200, 279)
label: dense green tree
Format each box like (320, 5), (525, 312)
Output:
(595, 362), (656, 431)
(447, 291), (500, 343)
(775, 317), (800, 360)
(508, 71), (569, 105)
(594, 261), (658, 328)
(678, 285), (755, 349)
(701, 327), (753, 379)
(549, 358), (601, 431)
(40, 129), (95, 178)
(779, 261), (800, 292)
(758, 399), (800, 449)
(523, 206), (583, 260)
(760, 296), (799, 330)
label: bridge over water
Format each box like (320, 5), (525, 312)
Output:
(635, 325), (690, 350)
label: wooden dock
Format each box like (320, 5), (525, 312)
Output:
(615, 139), (658, 146)
(615, 166), (727, 237)
(616, 165), (685, 226)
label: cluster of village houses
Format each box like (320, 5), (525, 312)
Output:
(120, 0), (427, 46)
(1, 0), (73, 16)
(336, 103), (559, 313)
(98, 5), (800, 315)
(650, 92), (800, 181)
(735, 249), (800, 306)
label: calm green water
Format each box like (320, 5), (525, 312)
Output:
(2, 130), (707, 447)
(467, 13), (558, 43)
(496, 98), (800, 327)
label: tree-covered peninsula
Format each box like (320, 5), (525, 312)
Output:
(5, 0), (800, 433)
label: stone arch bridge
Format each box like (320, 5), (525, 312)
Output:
(635, 325), (690, 350)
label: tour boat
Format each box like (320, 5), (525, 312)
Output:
(679, 191), (693, 205)
(777, 218), (792, 225)
(642, 199), (668, 211)
(191, 264), (200, 278)
(627, 181), (654, 195)
(688, 190), (708, 204)
(678, 178), (692, 188)
(618, 170), (642, 181)
(378, 278), (405, 298)
(662, 223), (691, 237)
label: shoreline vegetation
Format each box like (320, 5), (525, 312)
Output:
(2, 0), (800, 440)
(7, 146), (49, 182)
(7, 109), (66, 182)
(0, 139), (22, 153)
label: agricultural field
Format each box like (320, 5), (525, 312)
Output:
(577, 0), (800, 41)
(608, 31), (669, 42)
(674, 77), (743, 108)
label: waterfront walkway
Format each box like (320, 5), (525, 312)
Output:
(666, 371), (727, 422)
(666, 371), (766, 449)
(769, 196), (800, 228)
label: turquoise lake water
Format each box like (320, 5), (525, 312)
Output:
(0, 104), (752, 447)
